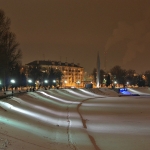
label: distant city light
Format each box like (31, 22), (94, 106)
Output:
(77, 81), (80, 84)
(44, 80), (48, 83)
(28, 79), (32, 83)
(114, 81), (117, 84)
(10, 79), (15, 84)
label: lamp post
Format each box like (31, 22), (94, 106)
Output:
(77, 80), (80, 88)
(114, 81), (117, 88)
(28, 79), (32, 91)
(53, 80), (56, 88)
(64, 80), (67, 88)
(126, 82), (129, 87)
(28, 79), (32, 84)
(44, 80), (48, 90)
(44, 80), (48, 84)
(10, 79), (15, 96)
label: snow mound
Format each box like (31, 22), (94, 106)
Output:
(0, 106), (7, 111)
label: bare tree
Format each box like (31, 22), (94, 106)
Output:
(110, 65), (126, 86)
(144, 70), (150, 86)
(0, 9), (22, 90)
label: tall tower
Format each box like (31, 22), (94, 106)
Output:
(96, 52), (100, 88)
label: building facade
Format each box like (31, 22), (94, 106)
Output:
(25, 60), (84, 88)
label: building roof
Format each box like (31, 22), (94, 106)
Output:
(26, 60), (83, 68)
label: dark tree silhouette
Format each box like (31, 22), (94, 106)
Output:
(137, 75), (145, 87)
(126, 69), (137, 86)
(106, 73), (111, 87)
(100, 69), (106, 85)
(91, 68), (97, 83)
(28, 64), (42, 87)
(20, 72), (27, 87)
(145, 70), (150, 87)
(10, 63), (21, 88)
(48, 67), (56, 88)
(110, 65), (126, 86)
(55, 69), (63, 87)
(0, 9), (22, 90)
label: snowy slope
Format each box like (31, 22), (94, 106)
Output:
(0, 88), (150, 150)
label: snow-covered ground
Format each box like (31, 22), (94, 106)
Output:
(0, 87), (150, 150)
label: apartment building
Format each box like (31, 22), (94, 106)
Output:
(25, 60), (84, 88)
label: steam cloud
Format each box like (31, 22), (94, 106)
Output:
(105, 9), (150, 65)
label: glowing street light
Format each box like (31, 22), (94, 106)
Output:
(64, 80), (67, 88)
(76, 80), (80, 88)
(10, 79), (15, 84)
(43, 80), (49, 90)
(28, 79), (32, 83)
(114, 81), (117, 88)
(27, 79), (33, 91)
(44, 80), (48, 84)
(114, 81), (117, 84)
(10, 79), (16, 96)
(126, 81), (129, 87)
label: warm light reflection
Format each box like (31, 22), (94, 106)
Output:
(0, 115), (54, 138)
(127, 88), (149, 95)
(37, 91), (79, 104)
(0, 101), (58, 124)
(12, 97), (65, 116)
(79, 89), (103, 97)
(65, 89), (88, 98)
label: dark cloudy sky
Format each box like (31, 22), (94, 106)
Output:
(1, 0), (150, 74)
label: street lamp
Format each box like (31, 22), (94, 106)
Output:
(28, 79), (32, 84)
(126, 82), (129, 87)
(52, 80), (56, 88)
(28, 79), (32, 91)
(44, 80), (48, 84)
(64, 80), (67, 88)
(44, 80), (48, 90)
(10, 79), (15, 96)
(114, 81), (117, 88)
(76, 81), (80, 88)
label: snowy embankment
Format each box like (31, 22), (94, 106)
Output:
(0, 87), (150, 150)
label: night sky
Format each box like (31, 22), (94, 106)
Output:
(1, 0), (150, 74)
